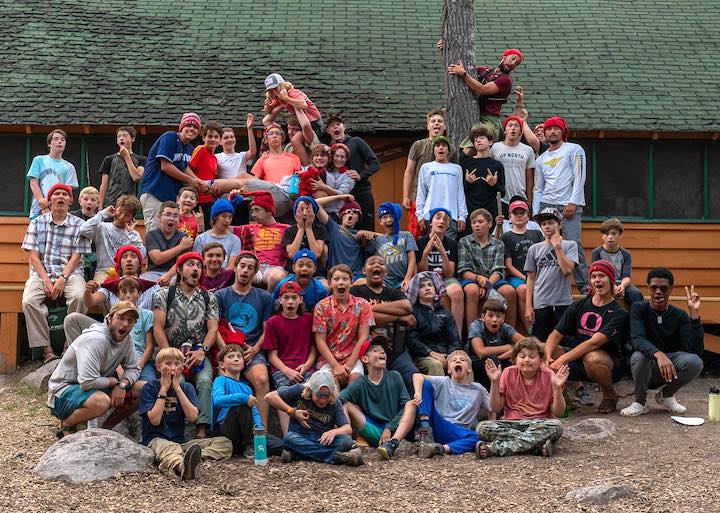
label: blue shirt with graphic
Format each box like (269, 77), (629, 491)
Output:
(27, 155), (78, 218)
(131, 308), (154, 357)
(140, 131), (193, 202)
(368, 231), (418, 288)
(215, 286), (273, 346)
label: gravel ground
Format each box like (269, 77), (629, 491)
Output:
(1, 372), (719, 513)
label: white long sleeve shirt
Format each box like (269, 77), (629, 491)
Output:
(534, 142), (586, 207)
(415, 161), (468, 222)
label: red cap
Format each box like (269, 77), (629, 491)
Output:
(589, 260), (617, 286)
(502, 115), (525, 129)
(279, 281), (302, 295)
(509, 200), (529, 213)
(114, 245), (143, 276)
(46, 183), (73, 201)
(502, 48), (523, 62)
(544, 116), (569, 141)
(175, 251), (203, 269)
(243, 191), (276, 215)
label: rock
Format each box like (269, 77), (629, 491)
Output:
(111, 412), (142, 443)
(35, 428), (154, 483)
(566, 483), (634, 504)
(563, 418), (617, 441)
(21, 360), (61, 391)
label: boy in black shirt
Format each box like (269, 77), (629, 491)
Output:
(460, 126), (505, 229)
(621, 268), (703, 417)
(544, 260), (629, 414)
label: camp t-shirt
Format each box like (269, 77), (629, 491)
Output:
(145, 229), (188, 273)
(27, 155), (79, 218)
(524, 240), (578, 309)
(349, 284), (406, 359)
(139, 380), (198, 445)
(278, 383), (349, 439)
(415, 235), (458, 280)
(368, 232), (418, 288)
(466, 320), (517, 361)
(140, 131), (193, 202)
(501, 229), (544, 278)
(215, 286), (273, 346)
(407, 138), (457, 196)
(98, 152), (147, 208)
(281, 223), (329, 272)
(490, 141), (535, 204)
(554, 296), (629, 357)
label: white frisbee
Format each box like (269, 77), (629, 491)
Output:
(671, 416), (705, 426)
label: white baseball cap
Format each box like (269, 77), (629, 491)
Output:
(264, 73), (285, 91)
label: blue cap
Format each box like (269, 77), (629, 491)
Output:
(378, 202), (402, 245)
(293, 196), (319, 214)
(292, 248), (317, 264)
(210, 199), (235, 221)
(428, 207), (452, 222)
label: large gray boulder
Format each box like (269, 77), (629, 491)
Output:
(35, 428), (155, 483)
(563, 418), (617, 441)
(21, 360), (61, 391)
(566, 483), (634, 504)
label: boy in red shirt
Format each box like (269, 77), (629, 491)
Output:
(189, 121), (222, 224)
(475, 337), (567, 458)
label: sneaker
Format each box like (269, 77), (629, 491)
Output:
(417, 426), (434, 445)
(655, 391), (687, 414)
(575, 386), (595, 406)
(333, 448), (364, 466)
(280, 448), (295, 464)
(181, 444), (202, 481)
(377, 438), (399, 460)
(620, 401), (650, 417)
(418, 442), (444, 459)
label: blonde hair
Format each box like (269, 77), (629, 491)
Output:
(156, 347), (184, 365)
(300, 381), (339, 403)
(264, 81), (295, 107)
(79, 186), (99, 199)
(446, 350), (474, 384)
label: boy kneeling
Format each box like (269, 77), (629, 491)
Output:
(476, 337), (567, 458)
(140, 348), (232, 480)
(265, 372), (363, 466)
(339, 340), (417, 460)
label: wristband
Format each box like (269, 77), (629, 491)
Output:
(157, 394), (167, 400)
(286, 407), (295, 416)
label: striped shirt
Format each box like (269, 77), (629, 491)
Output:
(21, 212), (90, 279)
(457, 234), (505, 279)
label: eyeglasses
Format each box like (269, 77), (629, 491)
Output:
(162, 213), (180, 219)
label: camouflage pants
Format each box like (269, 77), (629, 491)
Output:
(476, 419), (563, 456)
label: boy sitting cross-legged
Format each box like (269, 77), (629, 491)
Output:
(475, 337), (567, 458)
(265, 372), (364, 466)
(139, 347), (232, 480)
(412, 350), (490, 458)
(339, 340), (417, 460)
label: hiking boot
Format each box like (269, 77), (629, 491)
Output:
(418, 442), (444, 458)
(280, 448), (295, 464)
(417, 426), (434, 445)
(655, 390), (687, 414)
(377, 438), (400, 460)
(620, 401), (650, 417)
(181, 444), (202, 481)
(333, 448), (364, 466)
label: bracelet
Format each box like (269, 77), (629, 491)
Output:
(157, 394), (167, 400)
(286, 407), (295, 416)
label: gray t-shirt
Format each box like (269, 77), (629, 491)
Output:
(425, 375), (489, 430)
(193, 231), (241, 267)
(524, 240), (579, 309)
(99, 153), (147, 208)
(145, 228), (187, 273)
(490, 141), (535, 203)
(591, 246), (632, 284)
(466, 320), (517, 361)
(368, 231), (418, 289)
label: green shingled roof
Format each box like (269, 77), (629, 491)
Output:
(1, 0), (718, 132)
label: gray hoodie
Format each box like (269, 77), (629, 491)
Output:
(47, 321), (140, 407)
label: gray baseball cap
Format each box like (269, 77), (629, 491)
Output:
(264, 73), (284, 91)
(534, 207), (563, 223)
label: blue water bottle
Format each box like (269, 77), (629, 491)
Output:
(253, 426), (268, 466)
(288, 173), (300, 199)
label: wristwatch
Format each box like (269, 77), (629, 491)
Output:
(201, 346), (210, 353)
(118, 380), (128, 391)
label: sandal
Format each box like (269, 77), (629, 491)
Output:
(597, 397), (618, 414)
(44, 353), (60, 365)
(475, 441), (490, 459)
(541, 439), (555, 457)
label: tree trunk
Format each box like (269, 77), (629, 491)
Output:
(443, 0), (479, 146)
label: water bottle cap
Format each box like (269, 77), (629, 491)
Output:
(710, 386), (720, 394)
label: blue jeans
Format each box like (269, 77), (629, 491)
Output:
(629, 351), (703, 404)
(418, 381), (479, 455)
(390, 349), (419, 395)
(541, 202), (589, 292)
(283, 431), (355, 464)
(622, 284), (644, 306)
